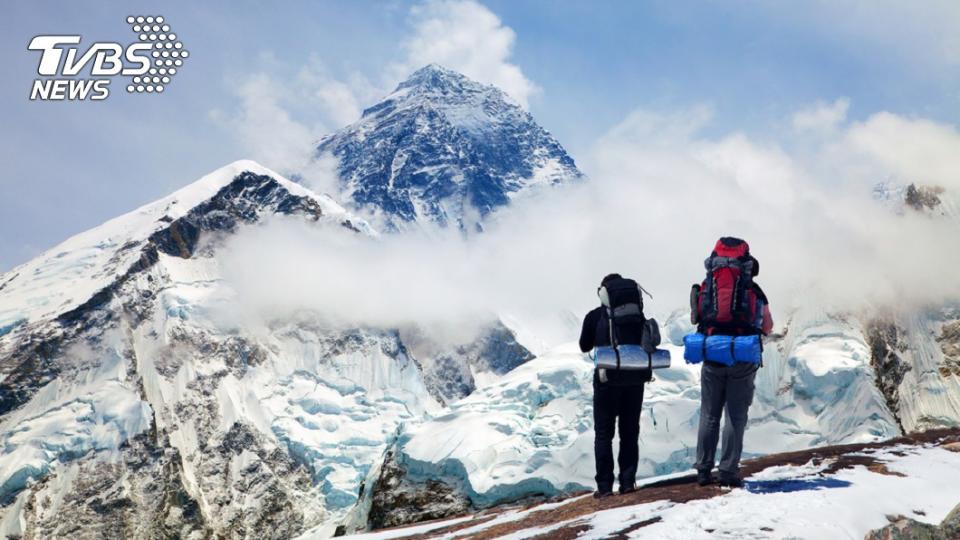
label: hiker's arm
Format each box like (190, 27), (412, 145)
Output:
(579, 309), (597, 352)
(761, 304), (774, 335)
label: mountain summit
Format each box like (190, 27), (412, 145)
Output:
(316, 64), (584, 230)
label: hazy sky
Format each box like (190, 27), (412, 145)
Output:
(1, 0), (958, 271)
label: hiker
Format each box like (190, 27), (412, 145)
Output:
(689, 237), (773, 487)
(579, 273), (660, 498)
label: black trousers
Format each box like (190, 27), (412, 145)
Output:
(593, 377), (645, 491)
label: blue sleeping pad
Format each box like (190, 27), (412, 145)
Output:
(683, 333), (761, 365)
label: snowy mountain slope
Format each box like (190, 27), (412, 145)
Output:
(0, 160), (364, 336)
(0, 162), (450, 538)
(866, 307), (960, 433)
(365, 308), (899, 525)
(330, 429), (960, 540)
(315, 64), (584, 230)
(0, 160), (370, 414)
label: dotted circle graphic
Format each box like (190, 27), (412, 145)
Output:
(125, 15), (188, 94)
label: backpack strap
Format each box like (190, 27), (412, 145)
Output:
(752, 282), (769, 304)
(606, 306), (621, 370)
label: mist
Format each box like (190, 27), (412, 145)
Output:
(219, 102), (960, 350)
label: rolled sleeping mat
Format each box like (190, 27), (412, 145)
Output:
(683, 333), (762, 365)
(649, 348), (672, 369)
(594, 345), (671, 370)
(732, 335), (762, 364)
(683, 333), (706, 364)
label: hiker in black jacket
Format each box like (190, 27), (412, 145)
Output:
(579, 273), (651, 498)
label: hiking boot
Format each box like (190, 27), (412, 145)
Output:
(718, 476), (743, 488)
(594, 483), (613, 499)
(618, 483), (637, 495)
(697, 470), (714, 486)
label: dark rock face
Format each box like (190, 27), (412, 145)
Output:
(937, 320), (960, 378)
(904, 183), (944, 212)
(416, 322), (534, 404)
(866, 319), (912, 431)
(422, 354), (475, 404)
(467, 323), (536, 375)
(317, 65), (583, 229)
(368, 450), (471, 530)
(149, 171), (356, 260)
(20, 432), (208, 539)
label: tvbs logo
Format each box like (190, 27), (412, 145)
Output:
(29, 15), (188, 101)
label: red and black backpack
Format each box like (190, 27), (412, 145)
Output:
(691, 237), (766, 336)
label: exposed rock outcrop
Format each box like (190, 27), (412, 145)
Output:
(864, 501), (960, 539)
(367, 450), (471, 530)
(866, 319), (912, 430)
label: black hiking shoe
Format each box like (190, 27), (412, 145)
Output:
(718, 476), (743, 488)
(593, 489), (614, 499)
(618, 483), (637, 495)
(697, 470), (714, 486)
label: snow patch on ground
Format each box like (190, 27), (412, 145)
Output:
(341, 442), (960, 539)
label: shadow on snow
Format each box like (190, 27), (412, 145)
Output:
(745, 477), (853, 494)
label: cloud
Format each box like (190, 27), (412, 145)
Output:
(220, 73), (320, 177)
(793, 98), (850, 133)
(843, 112), (960, 191)
(299, 151), (342, 198)
(393, 0), (539, 107)
(295, 56), (381, 128)
(582, 105), (960, 318)
(219, 101), (960, 352)
(213, 56), (381, 193)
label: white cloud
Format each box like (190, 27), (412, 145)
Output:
(220, 101), (960, 351)
(223, 73), (320, 177)
(299, 151), (342, 198)
(214, 70), (361, 198)
(844, 112), (960, 190)
(793, 98), (850, 132)
(296, 56), (381, 128)
(393, 0), (539, 107)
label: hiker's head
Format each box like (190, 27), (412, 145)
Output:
(600, 273), (622, 286)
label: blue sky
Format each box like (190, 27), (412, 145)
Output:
(1, 0), (958, 271)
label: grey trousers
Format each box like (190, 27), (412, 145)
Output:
(694, 362), (758, 478)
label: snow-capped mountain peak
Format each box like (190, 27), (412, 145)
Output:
(316, 65), (584, 230)
(0, 160), (369, 335)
